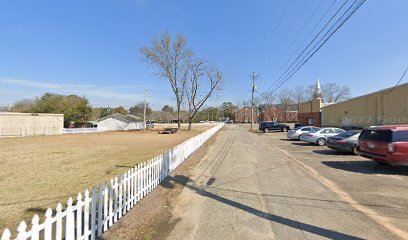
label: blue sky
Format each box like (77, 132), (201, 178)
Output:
(0, 0), (407, 110)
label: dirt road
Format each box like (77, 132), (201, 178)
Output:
(159, 124), (408, 239)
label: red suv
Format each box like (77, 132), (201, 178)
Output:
(356, 125), (408, 165)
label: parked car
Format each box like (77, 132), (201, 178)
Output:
(259, 121), (291, 133)
(299, 127), (346, 146)
(356, 125), (408, 165)
(146, 121), (155, 128)
(293, 123), (302, 129)
(287, 126), (320, 140)
(326, 130), (361, 154)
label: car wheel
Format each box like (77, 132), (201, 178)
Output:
(297, 136), (301, 140)
(317, 138), (326, 146)
(264, 128), (270, 133)
(352, 146), (358, 155)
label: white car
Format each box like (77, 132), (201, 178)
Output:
(299, 128), (346, 146)
(287, 126), (320, 140)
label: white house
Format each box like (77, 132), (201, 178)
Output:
(97, 114), (144, 131)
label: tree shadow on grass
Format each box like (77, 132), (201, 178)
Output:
(322, 161), (408, 176)
(162, 175), (363, 240)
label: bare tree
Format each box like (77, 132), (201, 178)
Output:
(141, 32), (193, 129)
(185, 59), (222, 130)
(305, 85), (316, 101)
(260, 91), (276, 106)
(322, 83), (350, 103)
(277, 88), (294, 122)
(291, 86), (306, 111)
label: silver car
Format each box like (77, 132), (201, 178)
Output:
(299, 127), (346, 146)
(287, 126), (320, 140)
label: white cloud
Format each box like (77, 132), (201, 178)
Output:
(0, 78), (144, 103)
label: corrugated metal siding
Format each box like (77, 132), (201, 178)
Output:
(322, 83), (408, 128)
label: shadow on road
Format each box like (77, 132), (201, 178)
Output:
(291, 142), (317, 147)
(279, 138), (295, 141)
(322, 161), (408, 176)
(162, 175), (364, 240)
(313, 149), (351, 156)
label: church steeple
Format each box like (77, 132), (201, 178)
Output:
(314, 77), (323, 99)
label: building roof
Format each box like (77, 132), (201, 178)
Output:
(0, 112), (64, 117)
(322, 81), (408, 109)
(97, 113), (143, 123)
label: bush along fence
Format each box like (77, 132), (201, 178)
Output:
(1, 123), (224, 240)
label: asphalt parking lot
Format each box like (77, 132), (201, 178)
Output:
(258, 130), (408, 235)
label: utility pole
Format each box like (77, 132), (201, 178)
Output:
(143, 89), (147, 131)
(250, 72), (258, 130)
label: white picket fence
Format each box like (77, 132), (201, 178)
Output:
(62, 127), (109, 134)
(1, 123), (224, 240)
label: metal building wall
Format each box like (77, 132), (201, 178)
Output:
(0, 112), (64, 136)
(322, 83), (408, 128)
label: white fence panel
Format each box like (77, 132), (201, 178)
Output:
(1, 123), (224, 240)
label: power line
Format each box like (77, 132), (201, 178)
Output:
(253, 0), (279, 63)
(255, 0), (291, 66)
(268, 0), (366, 95)
(269, 0), (364, 94)
(259, 0), (339, 86)
(266, 0), (350, 93)
(259, 0), (328, 83)
(260, 0), (309, 75)
(389, 65), (408, 93)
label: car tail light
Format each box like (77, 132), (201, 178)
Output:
(387, 143), (396, 153)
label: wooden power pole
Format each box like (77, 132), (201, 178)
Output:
(250, 72), (258, 131)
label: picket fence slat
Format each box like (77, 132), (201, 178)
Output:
(44, 209), (53, 240)
(108, 180), (114, 227)
(97, 183), (103, 237)
(55, 203), (63, 240)
(66, 198), (75, 240)
(76, 194), (83, 239)
(113, 177), (118, 223)
(2, 124), (223, 240)
(103, 182), (109, 232)
(90, 187), (96, 240)
(84, 190), (90, 238)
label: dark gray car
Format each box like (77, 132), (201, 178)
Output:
(326, 130), (361, 154)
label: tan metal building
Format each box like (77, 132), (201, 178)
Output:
(298, 98), (325, 127)
(322, 82), (408, 128)
(0, 112), (64, 136)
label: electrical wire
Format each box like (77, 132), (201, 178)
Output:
(265, 0), (351, 93)
(267, 0), (366, 95)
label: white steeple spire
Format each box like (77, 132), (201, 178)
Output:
(314, 77), (322, 99)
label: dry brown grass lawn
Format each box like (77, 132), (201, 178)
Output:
(0, 125), (211, 233)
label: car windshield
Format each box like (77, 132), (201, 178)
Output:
(310, 129), (320, 133)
